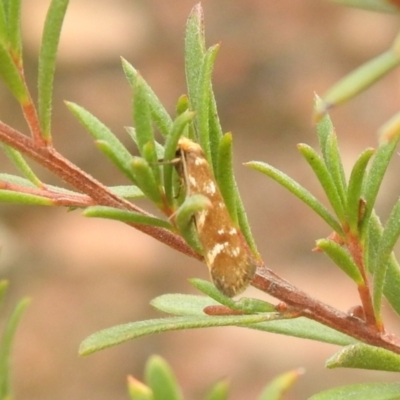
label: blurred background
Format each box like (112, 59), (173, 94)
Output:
(1, 1), (400, 399)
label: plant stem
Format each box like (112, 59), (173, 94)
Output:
(1, 121), (399, 353)
(0, 120), (199, 259)
(347, 232), (379, 329)
(252, 266), (400, 354)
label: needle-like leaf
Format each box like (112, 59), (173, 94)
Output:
(38, 0), (69, 139)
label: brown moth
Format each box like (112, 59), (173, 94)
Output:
(176, 137), (257, 297)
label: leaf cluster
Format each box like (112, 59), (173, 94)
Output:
(0, 281), (29, 400)
(126, 355), (303, 400)
(1, 1), (400, 399)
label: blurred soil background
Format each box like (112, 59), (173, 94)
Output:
(1, 1), (400, 399)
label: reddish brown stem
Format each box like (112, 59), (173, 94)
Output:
(2, 120), (400, 353)
(22, 101), (47, 146)
(347, 232), (378, 328)
(0, 121), (200, 260)
(252, 266), (400, 354)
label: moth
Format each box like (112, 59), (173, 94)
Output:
(176, 137), (257, 297)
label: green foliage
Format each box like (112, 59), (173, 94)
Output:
(327, 0), (399, 13)
(79, 279), (355, 357)
(308, 382), (400, 400)
(1, 0), (400, 399)
(0, 281), (30, 400)
(315, 48), (400, 117)
(66, 101), (137, 183)
(173, 194), (211, 254)
(315, 238), (364, 284)
(246, 161), (343, 235)
(144, 356), (183, 400)
(122, 58), (173, 136)
(83, 206), (173, 230)
(258, 369), (303, 400)
(126, 355), (300, 400)
(38, 0), (69, 138)
(0, 144), (42, 187)
(326, 344), (400, 371)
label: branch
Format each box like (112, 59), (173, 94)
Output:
(252, 266), (400, 354)
(2, 120), (400, 354)
(0, 120), (199, 260)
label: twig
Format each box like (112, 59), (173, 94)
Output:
(2, 120), (400, 353)
(252, 266), (400, 354)
(0, 121), (199, 259)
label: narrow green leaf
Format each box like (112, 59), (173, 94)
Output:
(316, 47), (400, 118)
(163, 112), (195, 162)
(196, 44), (219, 164)
(0, 41), (27, 102)
(366, 212), (400, 318)
(246, 161), (343, 235)
(315, 95), (334, 157)
(216, 133), (237, 225)
(326, 343), (400, 371)
(324, 133), (347, 205)
(151, 293), (356, 346)
(79, 314), (268, 356)
(251, 317), (356, 346)
(0, 3), (8, 46)
(258, 369), (303, 400)
(66, 102), (136, 181)
(38, 0), (70, 139)
(0, 143), (42, 187)
(142, 141), (161, 188)
(205, 379), (229, 400)
(235, 185), (260, 257)
(190, 278), (243, 310)
(383, 255), (400, 317)
(346, 148), (374, 233)
(217, 133), (260, 257)
(83, 206), (173, 230)
(133, 76), (156, 157)
(373, 197), (400, 320)
(208, 92), (224, 158)
(174, 194), (210, 254)
(361, 116), (400, 236)
(145, 356), (183, 400)
(327, 0), (400, 13)
(108, 185), (144, 199)
(235, 298), (276, 314)
(151, 293), (220, 316)
(316, 239), (364, 284)
(127, 376), (154, 400)
(130, 157), (163, 206)
(315, 97), (347, 205)
(189, 278), (282, 314)
(189, 278), (275, 313)
(185, 3), (206, 112)
(163, 111), (195, 206)
(0, 190), (53, 205)
(0, 297), (30, 399)
(6, 0), (22, 59)
(121, 58), (173, 137)
(125, 127), (164, 160)
(298, 144), (346, 222)
(364, 211), (381, 275)
(309, 383), (400, 400)
(95, 140), (136, 183)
